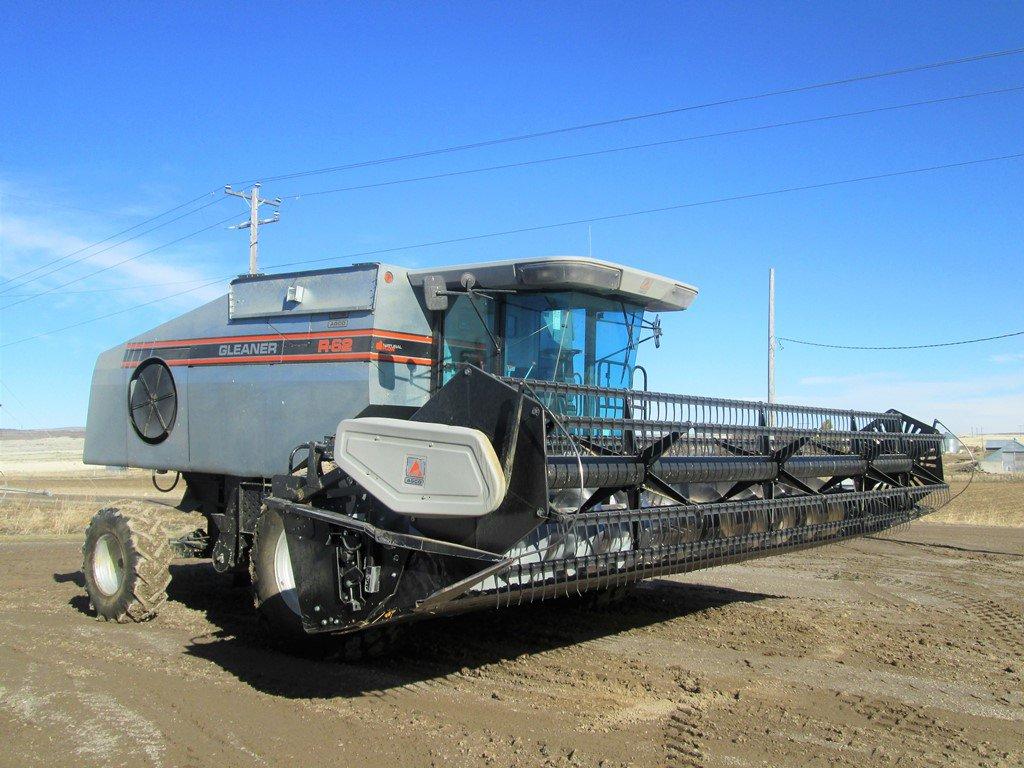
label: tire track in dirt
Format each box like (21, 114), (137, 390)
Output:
(358, 610), (676, 722)
(842, 693), (1020, 768)
(847, 695), (950, 767)
(663, 674), (706, 768)
(5, 529), (1024, 768)
(882, 577), (1024, 656)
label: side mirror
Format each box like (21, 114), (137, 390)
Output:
(422, 274), (449, 312)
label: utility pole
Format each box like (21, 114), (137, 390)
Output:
(225, 183), (281, 274)
(768, 267), (776, 406)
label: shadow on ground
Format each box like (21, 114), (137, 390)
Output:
(114, 560), (774, 700)
(56, 559), (772, 699)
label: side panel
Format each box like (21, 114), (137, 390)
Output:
(83, 346), (129, 466)
(187, 361), (370, 477)
(367, 265), (434, 409)
(229, 265), (377, 319)
(85, 264), (437, 478)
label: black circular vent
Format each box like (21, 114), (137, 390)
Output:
(128, 359), (177, 444)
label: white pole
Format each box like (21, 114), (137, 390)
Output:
(225, 182), (281, 276)
(768, 267), (776, 406)
(248, 182), (261, 274)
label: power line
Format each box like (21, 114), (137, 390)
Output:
(4, 149), (1020, 347)
(239, 46), (1024, 186)
(264, 151), (1024, 273)
(0, 213), (240, 310)
(6, 49), (1019, 300)
(0, 192), (141, 218)
(0, 189), (221, 288)
(0, 404), (26, 430)
(5, 47), (1019, 300)
(281, 86), (1024, 200)
(0, 381), (30, 413)
(0, 276), (219, 297)
(6, 85), (1011, 304)
(778, 329), (1024, 350)
(0, 382), (28, 430)
(0, 276), (227, 349)
(0, 195), (227, 297)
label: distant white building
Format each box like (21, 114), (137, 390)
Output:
(984, 438), (1013, 451)
(979, 439), (1024, 474)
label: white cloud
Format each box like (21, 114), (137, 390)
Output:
(0, 211), (227, 311)
(990, 352), (1024, 364)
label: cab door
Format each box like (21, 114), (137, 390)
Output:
(438, 294), (499, 385)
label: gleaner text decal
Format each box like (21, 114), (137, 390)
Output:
(122, 329), (432, 368)
(219, 341), (280, 357)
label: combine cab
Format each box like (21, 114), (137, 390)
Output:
(80, 257), (948, 652)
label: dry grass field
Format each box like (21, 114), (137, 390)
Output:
(0, 435), (1021, 767)
(3, 441), (1020, 537)
(929, 474), (1024, 527)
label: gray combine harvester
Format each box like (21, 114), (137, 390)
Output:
(81, 257), (948, 655)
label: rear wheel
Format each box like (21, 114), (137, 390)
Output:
(250, 506), (399, 660)
(82, 503), (172, 622)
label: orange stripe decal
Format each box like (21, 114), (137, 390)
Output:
(125, 328), (433, 349)
(121, 353), (433, 368)
(122, 327), (434, 368)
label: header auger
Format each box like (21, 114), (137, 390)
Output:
(79, 256), (947, 653)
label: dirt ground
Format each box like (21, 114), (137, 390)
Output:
(0, 441), (1021, 767)
(0, 525), (1020, 767)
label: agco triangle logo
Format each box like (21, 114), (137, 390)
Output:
(404, 455), (426, 486)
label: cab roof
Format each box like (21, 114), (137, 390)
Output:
(407, 256), (698, 312)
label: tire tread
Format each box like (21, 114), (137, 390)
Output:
(82, 502), (173, 623)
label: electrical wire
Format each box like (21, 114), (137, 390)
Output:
(4, 150), (1021, 348)
(7, 86), (1015, 303)
(0, 196), (228, 298)
(0, 277), (220, 297)
(237, 46), (1024, 186)
(0, 382), (29, 430)
(281, 86), (1024, 200)
(6, 48), (1020, 301)
(933, 419), (977, 512)
(778, 329), (1024, 350)
(0, 189), (221, 288)
(263, 151), (1024, 273)
(6, 79), (1018, 302)
(0, 275), (226, 349)
(0, 214), (240, 311)
(0, 192), (142, 218)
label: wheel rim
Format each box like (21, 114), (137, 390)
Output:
(93, 533), (125, 596)
(273, 528), (300, 615)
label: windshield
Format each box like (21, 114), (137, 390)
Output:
(502, 292), (644, 389)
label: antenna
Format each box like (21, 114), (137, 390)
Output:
(225, 183), (281, 274)
(768, 267), (776, 406)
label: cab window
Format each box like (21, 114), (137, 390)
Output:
(441, 294), (497, 383)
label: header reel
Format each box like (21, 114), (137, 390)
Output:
(262, 366), (948, 636)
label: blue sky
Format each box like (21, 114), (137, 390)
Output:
(1, 1), (1021, 434)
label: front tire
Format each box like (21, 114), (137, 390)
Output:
(250, 505), (399, 659)
(82, 503), (172, 622)
(250, 505), (305, 641)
